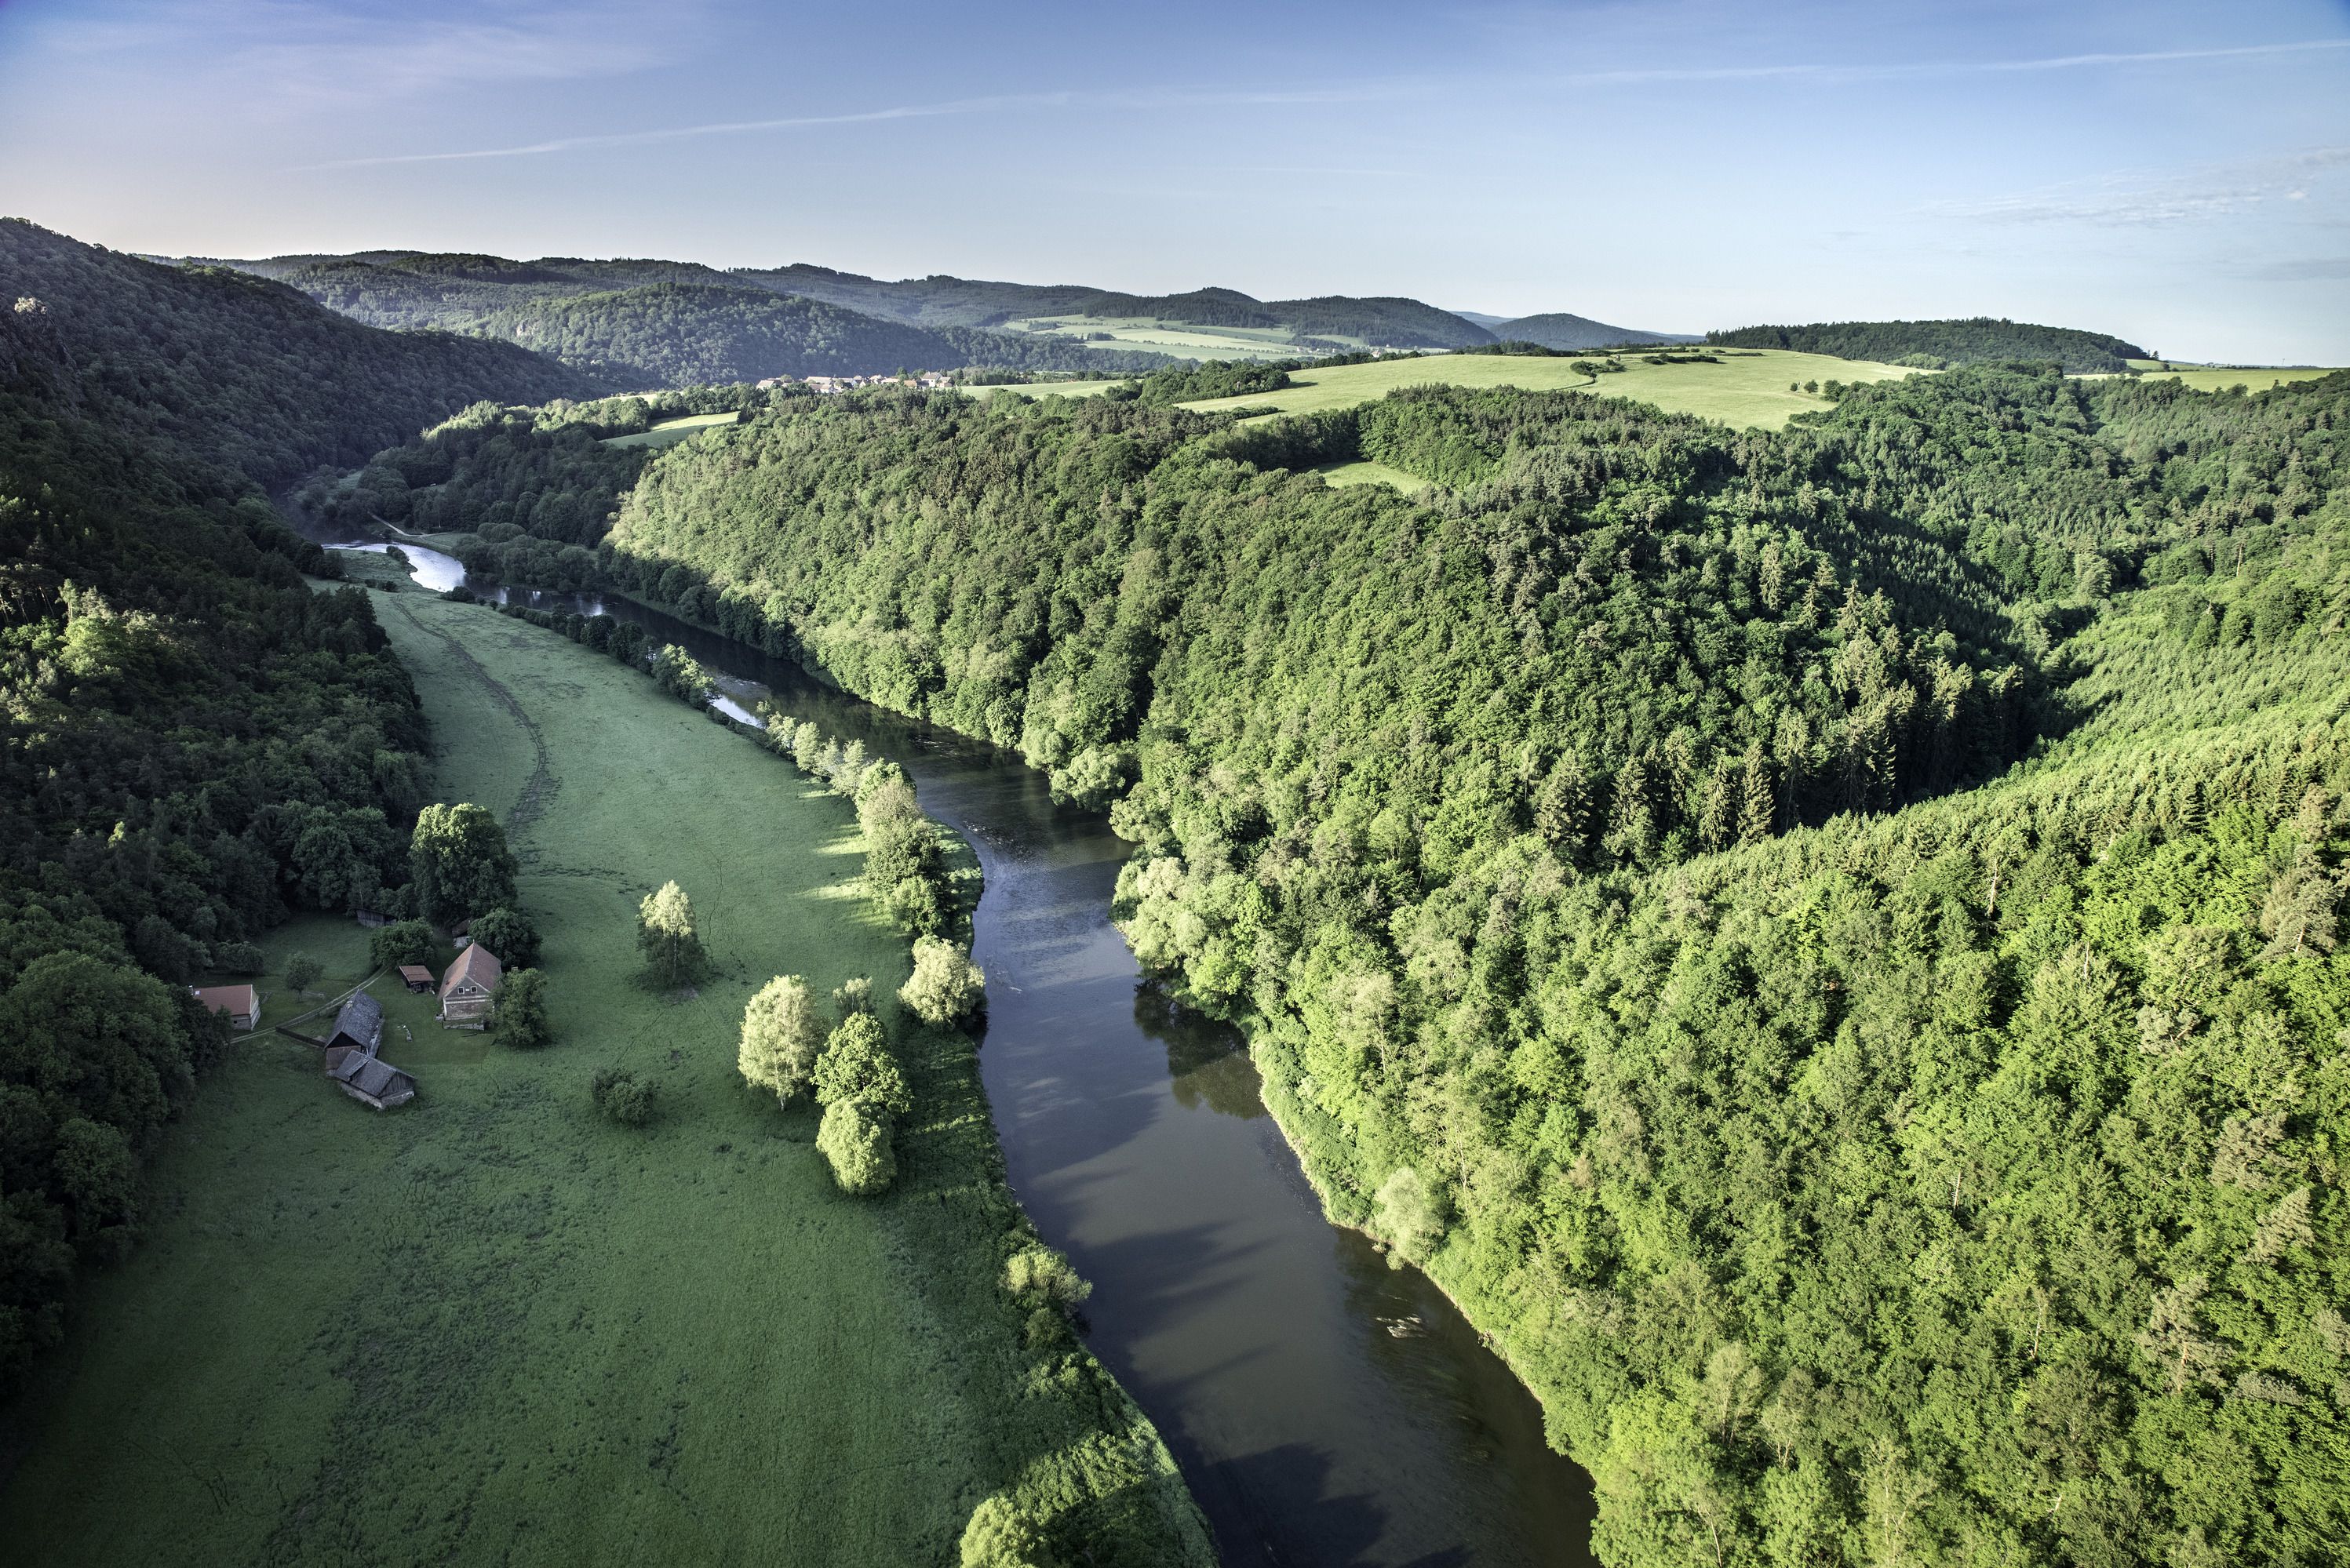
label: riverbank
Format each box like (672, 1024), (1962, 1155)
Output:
(0, 591), (1211, 1566)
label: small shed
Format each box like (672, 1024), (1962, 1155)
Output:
(398, 964), (435, 993)
(191, 984), (261, 1031)
(438, 942), (503, 1026)
(329, 1051), (417, 1111)
(324, 991), (384, 1057)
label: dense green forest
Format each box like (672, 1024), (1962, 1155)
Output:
(1492, 312), (1696, 351)
(5, 220), (595, 485)
(359, 358), (2350, 1566)
(0, 235), (459, 1384)
(1707, 318), (2152, 373)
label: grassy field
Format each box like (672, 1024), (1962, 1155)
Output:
(1314, 458), (1432, 495)
(2130, 366), (2341, 393)
(1180, 347), (1917, 431)
(0, 595), (1209, 1566)
(1012, 315), (1318, 360)
(603, 410), (741, 449)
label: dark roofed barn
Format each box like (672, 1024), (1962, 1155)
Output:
(330, 1051), (417, 1111)
(324, 991), (384, 1057)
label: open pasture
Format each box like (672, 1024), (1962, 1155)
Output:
(601, 410), (741, 449)
(1180, 347), (1918, 431)
(0, 595), (1204, 1567)
(2131, 365), (2341, 394)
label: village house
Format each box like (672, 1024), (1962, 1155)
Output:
(191, 984), (261, 1031)
(438, 942), (503, 1027)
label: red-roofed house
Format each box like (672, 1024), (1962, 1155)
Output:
(191, 984), (261, 1031)
(438, 942), (503, 1026)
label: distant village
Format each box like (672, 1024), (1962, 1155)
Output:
(756, 371), (956, 394)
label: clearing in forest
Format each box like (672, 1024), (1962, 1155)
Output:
(0, 594), (1205, 1568)
(601, 410), (741, 448)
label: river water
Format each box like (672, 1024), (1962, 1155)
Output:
(357, 542), (1598, 1567)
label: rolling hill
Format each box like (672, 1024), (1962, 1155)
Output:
(1489, 311), (1700, 349)
(1708, 316), (2151, 373)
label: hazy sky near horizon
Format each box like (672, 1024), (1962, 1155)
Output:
(2, 0), (2346, 361)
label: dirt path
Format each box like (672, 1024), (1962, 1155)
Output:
(391, 599), (559, 841)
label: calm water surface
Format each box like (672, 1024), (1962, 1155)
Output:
(358, 549), (1598, 1567)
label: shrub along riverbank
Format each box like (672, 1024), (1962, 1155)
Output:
(0, 590), (1211, 1567)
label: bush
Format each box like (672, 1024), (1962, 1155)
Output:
(368, 919), (436, 970)
(816, 1097), (894, 1195)
(492, 966), (551, 1049)
(466, 905), (540, 968)
(899, 937), (985, 1026)
(212, 941), (265, 976)
(1002, 1245), (1091, 1310)
(590, 1067), (657, 1126)
(958, 1494), (1057, 1568)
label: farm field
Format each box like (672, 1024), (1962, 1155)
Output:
(0, 593), (1206, 1567)
(1180, 347), (1918, 430)
(602, 409), (741, 448)
(1012, 314), (1320, 360)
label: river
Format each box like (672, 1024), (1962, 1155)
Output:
(355, 542), (1598, 1568)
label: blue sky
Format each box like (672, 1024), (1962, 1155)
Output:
(2, 0), (2345, 361)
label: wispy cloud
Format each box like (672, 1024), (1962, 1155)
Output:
(1923, 145), (2350, 227)
(34, 0), (694, 107)
(1566, 35), (2350, 87)
(293, 83), (1422, 171)
(2246, 256), (2350, 282)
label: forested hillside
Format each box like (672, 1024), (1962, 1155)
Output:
(1709, 318), (2152, 373)
(352, 359), (2350, 1566)
(4, 221), (596, 484)
(0, 248), (439, 1386)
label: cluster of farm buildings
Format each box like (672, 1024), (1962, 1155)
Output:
(188, 939), (505, 1113)
(756, 371), (956, 394)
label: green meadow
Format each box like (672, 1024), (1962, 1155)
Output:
(601, 410), (741, 449)
(1179, 347), (1918, 430)
(1313, 457), (1432, 495)
(0, 590), (1208, 1567)
(1012, 315), (1317, 360)
(2131, 365), (2341, 393)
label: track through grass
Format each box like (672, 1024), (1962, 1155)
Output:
(0, 595), (1210, 1567)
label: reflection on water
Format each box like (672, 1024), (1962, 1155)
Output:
(359, 548), (1597, 1567)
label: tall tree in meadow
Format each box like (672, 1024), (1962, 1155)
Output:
(410, 802), (519, 926)
(738, 974), (825, 1104)
(636, 880), (708, 987)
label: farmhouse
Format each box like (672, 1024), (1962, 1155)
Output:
(190, 984), (261, 1031)
(439, 942), (503, 1025)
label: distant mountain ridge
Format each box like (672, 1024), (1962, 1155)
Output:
(1707, 316), (2151, 373)
(1488, 311), (1700, 350)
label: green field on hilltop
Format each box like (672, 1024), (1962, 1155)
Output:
(0, 593), (1208, 1568)
(602, 409), (742, 449)
(1179, 347), (1917, 430)
(2133, 365), (2341, 393)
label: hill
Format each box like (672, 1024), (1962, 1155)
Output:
(360, 360), (2350, 1567)
(741, 267), (1498, 350)
(1708, 316), (2151, 373)
(205, 251), (1175, 384)
(1490, 311), (1698, 349)
(5, 220), (599, 483)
